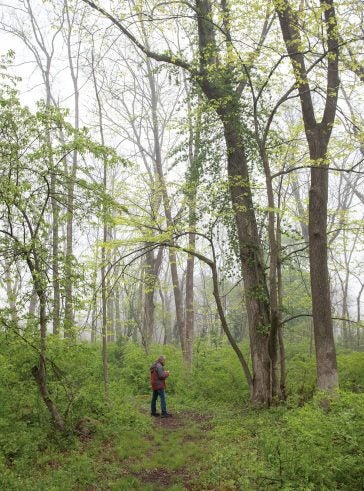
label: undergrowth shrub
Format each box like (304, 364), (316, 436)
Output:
(338, 351), (364, 392)
(259, 391), (364, 490)
(2, 330), (364, 490)
(189, 341), (250, 405)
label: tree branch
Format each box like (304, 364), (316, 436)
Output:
(81, 0), (193, 72)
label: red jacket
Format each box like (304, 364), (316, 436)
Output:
(150, 361), (169, 390)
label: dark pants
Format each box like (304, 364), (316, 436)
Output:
(151, 389), (167, 415)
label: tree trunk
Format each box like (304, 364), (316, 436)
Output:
(276, 0), (339, 390)
(357, 284), (364, 349)
(44, 76), (61, 336)
(145, 57), (185, 353)
(277, 213), (286, 398)
(27, 287), (38, 329)
(211, 262), (253, 393)
(184, 234), (195, 369)
(64, 0), (81, 337)
(219, 104), (272, 405)
(309, 162), (338, 389)
(27, 258), (65, 432)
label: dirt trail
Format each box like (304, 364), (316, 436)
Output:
(132, 409), (213, 490)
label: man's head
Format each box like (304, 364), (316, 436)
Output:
(157, 355), (166, 365)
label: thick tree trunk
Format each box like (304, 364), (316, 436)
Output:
(219, 105), (272, 405)
(309, 138), (338, 389)
(276, 0), (339, 391)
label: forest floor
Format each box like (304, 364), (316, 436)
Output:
(4, 346), (363, 490)
(76, 396), (217, 490)
(130, 404), (214, 490)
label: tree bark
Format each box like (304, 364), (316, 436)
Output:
(64, 0), (82, 337)
(219, 103), (272, 404)
(27, 257), (65, 432)
(276, 0), (339, 390)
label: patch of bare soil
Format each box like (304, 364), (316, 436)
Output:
(134, 466), (194, 490)
(152, 410), (213, 431)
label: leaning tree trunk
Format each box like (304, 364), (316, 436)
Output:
(219, 102), (272, 404)
(27, 257), (65, 432)
(195, 0), (272, 405)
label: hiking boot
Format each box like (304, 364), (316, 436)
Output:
(151, 412), (160, 417)
(161, 413), (173, 418)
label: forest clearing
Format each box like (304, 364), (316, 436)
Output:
(0, 0), (363, 489)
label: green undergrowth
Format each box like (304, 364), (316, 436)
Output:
(1, 329), (364, 489)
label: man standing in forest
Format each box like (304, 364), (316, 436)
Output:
(150, 355), (172, 417)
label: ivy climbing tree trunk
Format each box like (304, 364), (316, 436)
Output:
(82, 0), (274, 405)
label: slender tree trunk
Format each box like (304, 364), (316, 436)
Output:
(184, 233), (195, 369)
(276, 212), (286, 398)
(145, 57), (185, 353)
(183, 87), (201, 369)
(64, 0), (81, 337)
(5, 259), (18, 324)
(291, 180), (309, 243)
(101, 223), (109, 389)
(211, 262), (253, 393)
(142, 246), (163, 346)
(106, 229), (115, 343)
(51, 172), (60, 335)
(44, 80), (61, 336)
(142, 250), (156, 346)
(27, 257), (65, 432)
(114, 275), (122, 339)
(27, 287), (38, 329)
(90, 44), (109, 384)
(357, 284), (364, 349)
